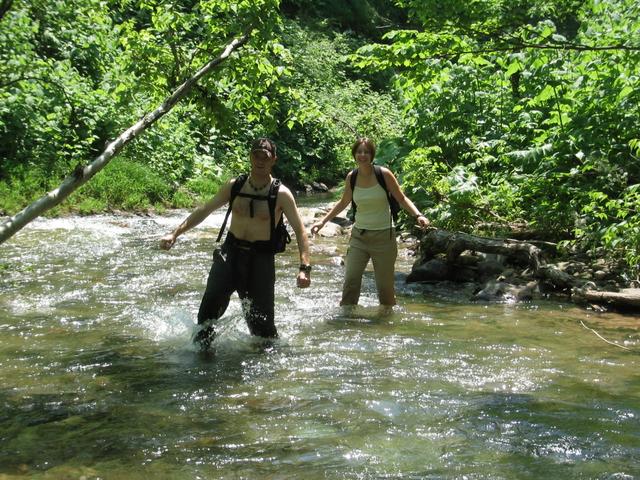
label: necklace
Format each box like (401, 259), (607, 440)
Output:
(248, 176), (270, 192)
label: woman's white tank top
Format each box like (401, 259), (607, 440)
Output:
(353, 183), (391, 230)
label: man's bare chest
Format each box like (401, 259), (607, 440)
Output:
(232, 195), (272, 221)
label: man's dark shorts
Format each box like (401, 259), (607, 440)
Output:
(197, 233), (277, 338)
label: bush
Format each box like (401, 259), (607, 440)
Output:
(184, 175), (227, 204)
(0, 166), (57, 215)
(73, 159), (170, 211)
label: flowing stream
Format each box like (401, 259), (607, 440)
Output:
(1, 200), (639, 479)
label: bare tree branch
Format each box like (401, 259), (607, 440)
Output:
(471, 42), (640, 54)
(0, 74), (43, 89)
(580, 320), (633, 351)
(0, 32), (250, 244)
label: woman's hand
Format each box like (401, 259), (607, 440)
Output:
(310, 221), (325, 235)
(416, 215), (430, 229)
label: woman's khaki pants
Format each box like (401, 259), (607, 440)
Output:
(341, 227), (397, 306)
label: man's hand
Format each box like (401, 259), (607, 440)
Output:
(297, 271), (310, 288)
(160, 233), (177, 250)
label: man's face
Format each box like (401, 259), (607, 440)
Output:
(250, 149), (275, 173)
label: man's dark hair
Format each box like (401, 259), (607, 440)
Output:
(251, 137), (277, 157)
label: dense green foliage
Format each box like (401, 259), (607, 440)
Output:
(0, 0), (402, 210)
(1, 0), (638, 275)
(352, 0), (640, 274)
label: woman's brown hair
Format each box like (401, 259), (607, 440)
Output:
(351, 137), (376, 160)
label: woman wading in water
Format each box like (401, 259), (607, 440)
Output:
(311, 138), (429, 308)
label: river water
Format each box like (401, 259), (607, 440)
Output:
(1, 201), (639, 479)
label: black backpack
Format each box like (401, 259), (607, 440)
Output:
(216, 174), (291, 253)
(349, 165), (400, 224)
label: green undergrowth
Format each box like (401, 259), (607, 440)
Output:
(0, 158), (227, 217)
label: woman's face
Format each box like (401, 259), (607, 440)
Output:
(354, 144), (373, 165)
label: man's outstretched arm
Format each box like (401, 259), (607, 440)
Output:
(280, 188), (311, 288)
(160, 180), (233, 250)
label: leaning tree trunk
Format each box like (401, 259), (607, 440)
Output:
(0, 33), (250, 245)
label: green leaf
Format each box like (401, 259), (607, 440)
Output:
(618, 85), (634, 101)
(504, 61), (521, 77)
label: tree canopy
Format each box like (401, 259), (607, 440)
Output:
(1, 0), (638, 274)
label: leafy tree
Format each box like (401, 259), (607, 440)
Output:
(350, 0), (640, 273)
(0, 0), (283, 217)
(271, 20), (405, 186)
(0, 0), (123, 182)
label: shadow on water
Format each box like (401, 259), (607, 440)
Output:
(452, 389), (640, 478)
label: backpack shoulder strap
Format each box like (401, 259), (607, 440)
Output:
(373, 164), (400, 226)
(373, 164), (388, 192)
(216, 174), (248, 242)
(231, 174), (248, 201)
(349, 168), (359, 215)
(267, 178), (281, 231)
(349, 168), (358, 192)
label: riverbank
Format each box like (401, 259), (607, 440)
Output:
(305, 206), (640, 315)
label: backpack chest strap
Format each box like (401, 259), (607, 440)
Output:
(236, 192), (269, 201)
(235, 191), (269, 218)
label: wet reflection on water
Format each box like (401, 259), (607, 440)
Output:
(1, 206), (639, 479)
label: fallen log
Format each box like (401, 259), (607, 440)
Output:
(573, 288), (640, 309)
(411, 228), (598, 295)
(418, 229), (544, 271)
(536, 264), (582, 289)
(406, 229), (639, 312)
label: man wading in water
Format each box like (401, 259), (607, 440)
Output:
(160, 138), (311, 349)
